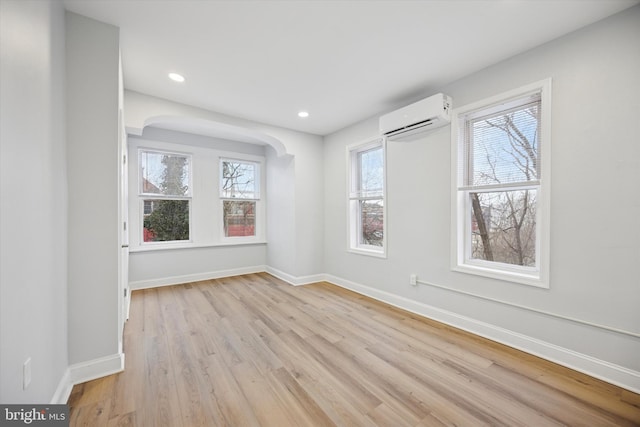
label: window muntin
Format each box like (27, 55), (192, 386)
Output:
(139, 149), (191, 244)
(349, 139), (385, 255)
(220, 159), (260, 238)
(453, 81), (550, 286)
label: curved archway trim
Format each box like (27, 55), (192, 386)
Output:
(127, 115), (289, 158)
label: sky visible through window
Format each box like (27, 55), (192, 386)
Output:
(469, 103), (539, 187)
(359, 147), (383, 194)
(141, 151), (190, 196)
(464, 99), (541, 268)
(221, 161), (257, 199)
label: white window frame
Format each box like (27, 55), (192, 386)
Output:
(138, 148), (193, 247)
(347, 137), (387, 257)
(129, 136), (267, 252)
(451, 79), (551, 288)
(219, 157), (264, 244)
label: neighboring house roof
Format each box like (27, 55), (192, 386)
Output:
(142, 177), (160, 194)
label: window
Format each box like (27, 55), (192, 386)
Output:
(348, 138), (386, 256)
(452, 80), (551, 287)
(139, 150), (191, 243)
(130, 136), (266, 251)
(220, 159), (259, 238)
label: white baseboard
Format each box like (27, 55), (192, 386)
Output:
(323, 274), (640, 394)
(69, 353), (124, 384)
(265, 266), (326, 286)
(50, 368), (72, 404)
(50, 353), (125, 404)
(68, 352), (125, 386)
(129, 265), (266, 290)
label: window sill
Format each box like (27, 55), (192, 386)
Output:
(130, 240), (267, 253)
(452, 263), (548, 289)
(348, 247), (387, 259)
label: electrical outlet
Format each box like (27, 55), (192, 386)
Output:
(409, 274), (417, 286)
(23, 357), (31, 390)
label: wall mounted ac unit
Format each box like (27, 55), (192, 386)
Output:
(379, 93), (452, 139)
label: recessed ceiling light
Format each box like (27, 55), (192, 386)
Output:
(298, 111), (309, 118)
(168, 72), (185, 83)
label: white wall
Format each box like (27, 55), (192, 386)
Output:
(323, 7), (640, 390)
(124, 92), (325, 282)
(266, 151), (296, 275)
(293, 131), (325, 277)
(127, 128), (269, 288)
(66, 12), (121, 366)
(0, 0), (68, 403)
(129, 245), (267, 289)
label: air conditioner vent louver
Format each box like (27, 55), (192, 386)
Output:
(383, 118), (435, 137)
(380, 93), (452, 140)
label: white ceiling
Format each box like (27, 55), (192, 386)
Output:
(63, 0), (638, 136)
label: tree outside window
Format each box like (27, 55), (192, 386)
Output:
(349, 139), (385, 255)
(466, 101), (540, 267)
(453, 80), (551, 287)
(220, 160), (259, 237)
(140, 151), (191, 243)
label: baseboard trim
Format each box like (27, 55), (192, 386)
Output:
(323, 274), (640, 394)
(69, 352), (125, 386)
(265, 266), (325, 286)
(50, 353), (125, 404)
(50, 368), (72, 404)
(130, 265), (267, 290)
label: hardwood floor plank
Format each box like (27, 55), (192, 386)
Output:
(68, 273), (640, 427)
(266, 366), (337, 427)
(305, 333), (424, 425)
(219, 279), (287, 335)
(264, 329), (379, 426)
(281, 330), (383, 413)
(367, 403), (416, 427)
(142, 333), (184, 427)
(334, 337), (492, 426)
(416, 412), (458, 427)
(141, 288), (164, 336)
(231, 361), (299, 427)
(107, 333), (141, 420)
(70, 399), (112, 427)
(106, 411), (136, 427)
(201, 353), (261, 427)
(203, 312), (244, 367)
(166, 331), (212, 426)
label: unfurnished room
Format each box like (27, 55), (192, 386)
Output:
(1, 0), (639, 425)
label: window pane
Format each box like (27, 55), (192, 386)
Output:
(141, 151), (190, 196)
(469, 190), (536, 267)
(467, 100), (540, 187)
(358, 147), (383, 196)
(142, 199), (189, 242)
(360, 199), (383, 246)
(221, 161), (258, 199)
(223, 200), (255, 237)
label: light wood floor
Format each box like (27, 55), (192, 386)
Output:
(68, 273), (640, 426)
